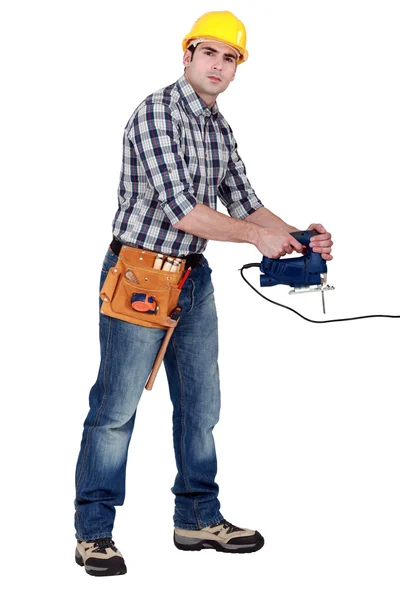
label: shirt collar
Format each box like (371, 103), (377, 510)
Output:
(176, 74), (219, 119)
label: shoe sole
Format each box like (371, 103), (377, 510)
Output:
(174, 533), (264, 554)
(75, 551), (127, 576)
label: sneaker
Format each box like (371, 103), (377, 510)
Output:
(174, 519), (264, 554)
(75, 538), (127, 576)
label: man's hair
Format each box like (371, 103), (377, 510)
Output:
(187, 44), (198, 61)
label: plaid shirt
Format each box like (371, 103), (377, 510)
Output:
(112, 74), (263, 256)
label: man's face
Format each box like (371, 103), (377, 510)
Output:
(183, 41), (238, 100)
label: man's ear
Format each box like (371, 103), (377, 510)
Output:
(183, 50), (191, 68)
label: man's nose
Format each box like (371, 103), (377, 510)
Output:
(212, 56), (223, 70)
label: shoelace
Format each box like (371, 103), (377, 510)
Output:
(92, 538), (118, 552)
(216, 519), (244, 534)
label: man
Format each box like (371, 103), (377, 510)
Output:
(74, 10), (333, 577)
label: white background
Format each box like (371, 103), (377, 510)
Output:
(1, 1), (399, 598)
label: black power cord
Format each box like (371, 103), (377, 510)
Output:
(240, 263), (400, 324)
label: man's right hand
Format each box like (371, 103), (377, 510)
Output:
(255, 229), (304, 259)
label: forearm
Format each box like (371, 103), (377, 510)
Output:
(172, 204), (305, 258)
(244, 206), (297, 232)
(172, 203), (262, 245)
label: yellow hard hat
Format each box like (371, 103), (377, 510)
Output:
(182, 11), (248, 65)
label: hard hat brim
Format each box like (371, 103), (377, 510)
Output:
(182, 35), (248, 64)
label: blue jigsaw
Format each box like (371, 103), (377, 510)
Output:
(259, 229), (334, 313)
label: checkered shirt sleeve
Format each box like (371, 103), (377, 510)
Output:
(218, 126), (263, 220)
(128, 102), (198, 225)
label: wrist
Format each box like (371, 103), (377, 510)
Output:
(241, 220), (263, 247)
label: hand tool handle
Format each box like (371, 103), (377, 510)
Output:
(145, 307), (182, 391)
(145, 327), (174, 391)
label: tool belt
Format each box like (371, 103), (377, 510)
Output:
(100, 242), (192, 330)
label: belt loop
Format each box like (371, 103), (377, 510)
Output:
(184, 254), (203, 269)
(110, 237), (123, 256)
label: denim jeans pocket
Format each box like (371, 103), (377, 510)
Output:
(101, 247), (119, 273)
(199, 255), (212, 273)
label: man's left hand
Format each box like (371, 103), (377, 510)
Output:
(307, 223), (333, 261)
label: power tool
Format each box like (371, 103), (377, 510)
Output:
(240, 230), (400, 323)
(259, 229), (334, 314)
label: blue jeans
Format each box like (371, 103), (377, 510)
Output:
(74, 247), (224, 540)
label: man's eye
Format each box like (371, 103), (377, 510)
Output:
(205, 51), (213, 56)
(225, 57), (234, 63)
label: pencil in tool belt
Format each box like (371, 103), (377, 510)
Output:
(178, 267), (191, 289)
(153, 253), (164, 269)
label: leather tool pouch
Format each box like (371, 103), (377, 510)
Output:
(99, 245), (186, 330)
